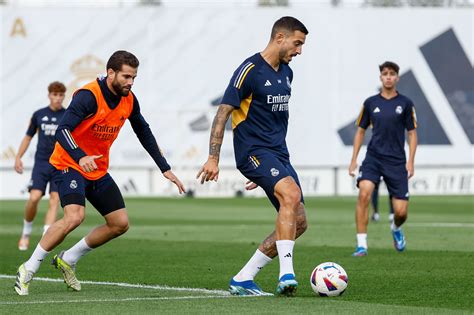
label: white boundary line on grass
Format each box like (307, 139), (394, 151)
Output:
(0, 274), (230, 296)
(0, 295), (234, 305)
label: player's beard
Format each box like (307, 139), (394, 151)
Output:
(279, 49), (290, 65)
(112, 79), (131, 97)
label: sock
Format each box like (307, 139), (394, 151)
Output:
(391, 222), (401, 231)
(62, 237), (93, 266)
(42, 225), (50, 236)
(233, 249), (272, 282)
(276, 240), (295, 279)
(24, 244), (49, 273)
(357, 233), (368, 249)
(22, 220), (33, 236)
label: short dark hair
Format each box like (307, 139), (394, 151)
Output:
(48, 81), (66, 93)
(106, 50), (139, 72)
(379, 61), (399, 74)
(271, 16), (308, 39)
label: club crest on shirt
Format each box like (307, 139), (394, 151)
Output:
(286, 76), (291, 89)
(395, 105), (403, 114)
(270, 168), (280, 177)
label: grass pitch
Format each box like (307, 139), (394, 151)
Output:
(0, 195), (473, 314)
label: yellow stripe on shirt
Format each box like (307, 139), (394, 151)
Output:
(232, 94), (253, 129)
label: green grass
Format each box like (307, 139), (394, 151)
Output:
(0, 196), (473, 314)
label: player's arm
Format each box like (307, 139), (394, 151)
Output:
(349, 103), (370, 177)
(197, 60), (254, 184)
(196, 104), (234, 184)
(55, 90), (102, 173)
(15, 115), (37, 174)
(406, 103), (418, 179)
(128, 95), (185, 194)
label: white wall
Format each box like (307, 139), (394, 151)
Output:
(1, 7), (472, 198)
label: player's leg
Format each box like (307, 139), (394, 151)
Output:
(43, 191), (59, 235)
(388, 195), (395, 223)
(382, 162), (409, 252)
(43, 167), (61, 235)
(18, 189), (43, 251)
(53, 174), (127, 291)
(353, 154), (381, 256)
(18, 162), (50, 250)
(370, 183), (380, 222)
(15, 168), (86, 295)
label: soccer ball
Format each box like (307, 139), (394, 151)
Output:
(310, 262), (348, 297)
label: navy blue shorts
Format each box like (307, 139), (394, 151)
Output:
(28, 160), (61, 195)
(357, 154), (409, 200)
(238, 151), (304, 211)
(56, 168), (125, 216)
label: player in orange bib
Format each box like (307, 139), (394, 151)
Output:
(14, 51), (186, 296)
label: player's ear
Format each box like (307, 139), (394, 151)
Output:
(275, 32), (285, 44)
(107, 68), (115, 79)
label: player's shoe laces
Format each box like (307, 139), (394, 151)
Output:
(14, 263), (34, 296)
(371, 212), (380, 222)
(52, 251), (81, 291)
(352, 247), (368, 257)
(276, 274), (298, 297)
(229, 278), (273, 296)
(18, 235), (30, 251)
(392, 229), (406, 252)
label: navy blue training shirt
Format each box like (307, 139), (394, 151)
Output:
(56, 77), (170, 172)
(357, 93), (417, 163)
(221, 53), (293, 167)
(26, 106), (65, 161)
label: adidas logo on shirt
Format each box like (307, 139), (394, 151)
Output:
(373, 107), (380, 113)
(41, 116), (49, 121)
(264, 80), (272, 86)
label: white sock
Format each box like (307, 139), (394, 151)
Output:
(42, 225), (50, 236)
(24, 244), (49, 273)
(357, 233), (368, 249)
(391, 222), (401, 231)
(276, 240), (295, 279)
(22, 220), (33, 236)
(233, 249), (272, 282)
(62, 237), (93, 266)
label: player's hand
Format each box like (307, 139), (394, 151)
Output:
(163, 170), (186, 194)
(245, 180), (258, 191)
(196, 158), (219, 184)
(406, 161), (415, 179)
(348, 160), (358, 177)
(14, 158), (24, 174)
(79, 155), (102, 173)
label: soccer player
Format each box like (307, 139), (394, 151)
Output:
(14, 50), (186, 296)
(197, 16), (308, 296)
(15, 82), (66, 251)
(349, 61), (418, 257)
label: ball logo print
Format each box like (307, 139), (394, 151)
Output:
(270, 168), (279, 177)
(310, 262), (348, 297)
(70, 180), (78, 189)
(396, 105), (403, 115)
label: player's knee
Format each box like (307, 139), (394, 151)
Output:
(29, 193), (42, 204)
(63, 213), (84, 231)
(109, 218), (129, 236)
(49, 193), (59, 203)
(359, 190), (372, 204)
(281, 189), (301, 210)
